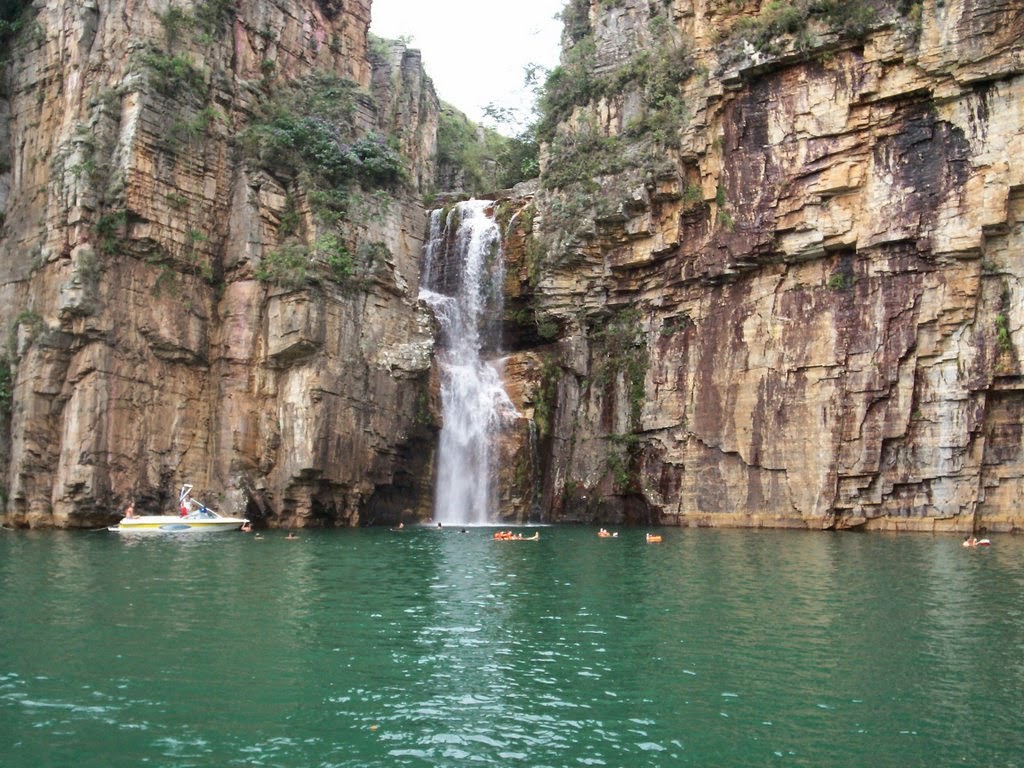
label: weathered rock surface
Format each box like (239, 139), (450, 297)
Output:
(0, 0), (439, 527)
(498, 0), (1024, 533)
(4, 0), (1024, 536)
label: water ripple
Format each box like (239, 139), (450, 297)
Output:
(2, 529), (1024, 766)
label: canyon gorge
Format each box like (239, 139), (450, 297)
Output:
(1, 0), (1023, 533)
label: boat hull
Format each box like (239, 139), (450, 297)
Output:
(109, 515), (247, 533)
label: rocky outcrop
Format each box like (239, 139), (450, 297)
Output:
(0, 0), (439, 527)
(499, 0), (1024, 533)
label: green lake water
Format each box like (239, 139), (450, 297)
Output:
(2, 526), (1022, 767)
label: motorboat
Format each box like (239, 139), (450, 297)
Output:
(109, 485), (248, 533)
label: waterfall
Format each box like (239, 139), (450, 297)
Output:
(420, 200), (517, 525)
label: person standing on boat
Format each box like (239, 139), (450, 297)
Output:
(124, 501), (136, 519)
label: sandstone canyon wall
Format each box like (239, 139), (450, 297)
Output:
(496, 0), (1024, 533)
(0, 0), (440, 527)
(3, 0), (1024, 534)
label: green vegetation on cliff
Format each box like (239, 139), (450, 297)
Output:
(590, 307), (647, 428)
(538, 3), (693, 145)
(589, 307), (648, 492)
(537, 0), (918, 186)
(435, 104), (538, 195)
(534, 4), (693, 198)
(0, 0), (32, 51)
(0, 355), (11, 417)
(720, 0), (922, 61)
(148, 1), (236, 98)
(158, 0), (234, 47)
(243, 73), (405, 197)
(143, 51), (209, 100)
(240, 73), (405, 289)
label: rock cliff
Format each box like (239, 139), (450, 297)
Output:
(4, 0), (1024, 535)
(497, 0), (1024, 533)
(0, 0), (439, 527)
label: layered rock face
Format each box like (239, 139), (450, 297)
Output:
(0, 0), (439, 527)
(5, 0), (1024, 535)
(499, 0), (1024, 532)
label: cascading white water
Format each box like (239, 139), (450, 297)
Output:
(420, 200), (517, 525)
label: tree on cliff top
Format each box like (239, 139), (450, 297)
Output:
(436, 105), (539, 196)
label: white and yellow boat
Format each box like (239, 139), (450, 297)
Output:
(109, 485), (248, 533)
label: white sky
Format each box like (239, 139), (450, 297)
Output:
(369, 0), (564, 131)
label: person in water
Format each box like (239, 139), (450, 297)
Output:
(962, 534), (978, 547)
(286, 530), (298, 540)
